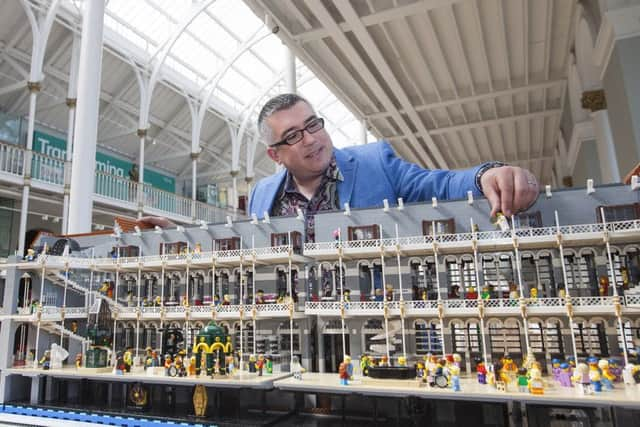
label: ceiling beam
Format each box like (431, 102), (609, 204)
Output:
(387, 109), (562, 138)
(331, 0), (447, 169)
(366, 80), (565, 120)
(294, 0), (467, 43)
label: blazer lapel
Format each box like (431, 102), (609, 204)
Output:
(335, 147), (357, 207)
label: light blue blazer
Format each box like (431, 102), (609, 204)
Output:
(249, 141), (484, 218)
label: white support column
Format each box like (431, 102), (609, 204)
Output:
(191, 152), (198, 221)
(284, 46), (296, 93)
(18, 82), (39, 254)
(137, 130), (146, 218)
(62, 35), (80, 235)
(68, 0), (105, 234)
(582, 89), (621, 183)
(591, 110), (621, 183)
(360, 118), (368, 145)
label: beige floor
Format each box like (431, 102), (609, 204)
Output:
(275, 372), (640, 406)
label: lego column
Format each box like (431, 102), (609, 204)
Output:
(68, 0), (105, 234)
(605, 319), (622, 357)
(316, 317), (325, 373)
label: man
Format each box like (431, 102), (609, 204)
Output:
(250, 94), (539, 242)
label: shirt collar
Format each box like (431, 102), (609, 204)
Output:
(281, 154), (343, 197)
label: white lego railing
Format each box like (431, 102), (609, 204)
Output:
(0, 142), (24, 176)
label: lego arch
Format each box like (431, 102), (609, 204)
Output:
(442, 254), (458, 264)
(527, 317), (544, 326)
(447, 318), (465, 329)
(577, 247), (596, 258)
(485, 318), (503, 328)
(587, 316), (609, 328)
(623, 244), (640, 254)
(562, 248), (578, 257)
(424, 255), (436, 264)
(544, 317), (566, 328)
(634, 318), (640, 328)
(144, 321), (159, 329)
(535, 249), (554, 260)
(503, 318), (522, 329)
(168, 321), (182, 329)
(193, 321), (205, 329)
(520, 250), (536, 260)
(357, 260), (372, 268)
(407, 257), (422, 267)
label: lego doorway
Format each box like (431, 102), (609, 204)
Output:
(322, 320), (350, 373)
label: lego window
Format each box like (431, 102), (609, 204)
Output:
(162, 241), (187, 255)
(347, 225), (380, 241)
(112, 245), (140, 258)
(563, 252), (596, 292)
(446, 260), (462, 298)
(271, 231), (302, 253)
(527, 322), (545, 354)
(451, 322), (468, 356)
(461, 257), (477, 297)
(234, 322), (254, 355)
(413, 320), (442, 355)
(572, 321), (607, 357)
(416, 260), (437, 300)
(596, 202), (640, 222)
(618, 321), (635, 354)
(466, 322), (482, 354)
(543, 320), (564, 357)
(514, 211), (542, 228)
(488, 320), (522, 359)
(482, 254), (515, 298)
(422, 218), (455, 235)
(214, 237), (240, 251)
(609, 248), (638, 290)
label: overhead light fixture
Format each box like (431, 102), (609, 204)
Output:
(154, 225), (163, 234)
(133, 226), (142, 237)
(199, 220), (208, 230)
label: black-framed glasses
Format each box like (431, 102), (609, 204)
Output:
(271, 117), (325, 147)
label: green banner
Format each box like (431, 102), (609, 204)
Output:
(33, 130), (175, 193)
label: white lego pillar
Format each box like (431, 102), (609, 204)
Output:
(68, 0), (105, 234)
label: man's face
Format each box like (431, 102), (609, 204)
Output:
(266, 101), (333, 181)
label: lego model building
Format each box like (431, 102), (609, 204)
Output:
(1, 183), (640, 416)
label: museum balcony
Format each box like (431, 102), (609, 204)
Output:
(303, 219), (640, 259)
(304, 295), (635, 317)
(0, 140), (234, 225)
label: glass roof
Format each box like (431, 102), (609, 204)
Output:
(102, 0), (374, 149)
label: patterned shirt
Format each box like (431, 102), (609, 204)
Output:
(271, 155), (343, 242)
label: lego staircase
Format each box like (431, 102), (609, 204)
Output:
(40, 322), (91, 345)
(44, 271), (88, 295)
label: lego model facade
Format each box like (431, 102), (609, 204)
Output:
(1, 183), (640, 407)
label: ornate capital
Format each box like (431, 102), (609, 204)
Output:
(190, 152), (199, 160)
(137, 128), (148, 138)
(230, 170), (239, 178)
(562, 176), (573, 188)
(581, 89), (606, 112)
(244, 176), (253, 185)
(65, 98), (77, 108)
(27, 81), (41, 93)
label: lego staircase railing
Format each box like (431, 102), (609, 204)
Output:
(44, 271), (89, 295)
(40, 322), (91, 345)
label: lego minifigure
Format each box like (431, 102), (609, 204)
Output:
(256, 289), (265, 304)
(164, 354), (172, 375)
(415, 362), (425, 379)
(476, 360), (487, 384)
(144, 347), (153, 369)
(448, 285), (461, 299)
(256, 354), (265, 376)
(339, 359), (350, 385)
(385, 284), (394, 301)
(557, 363), (573, 387)
(450, 364), (461, 391)
(517, 367), (529, 392)
(25, 248), (35, 261)
(360, 354), (371, 376)
(374, 287), (384, 302)
(608, 358), (622, 382)
(492, 212), (510, 231)
(599, 276), (610, 296)
(551, 358), (561, 381)
(75, 353), (82, 369)
(420, 288), (428, 301)
(291, 355), (304, 380)
(37, 350), (50, 370)
(529, 287), (538, 299)
(465, 286), (477, 299)
(123, 347), (133, 373)
(598, 359), (615, 390)
(343, 289), (351, 303)
(266, 356), (272, 375)
(481, 286), (491, 300)
(398, 356), (407, 367)
(573, 362), (592, 394)
(70, 320), (78, 334)
(528, 368), (544, 395)
(222, 294), (231, 305)
(249, 354), (257, 373)
(115, 352), (126, 375)
(588, 357), (602, 392)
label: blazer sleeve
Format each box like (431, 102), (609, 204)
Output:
(378, 142), (486, 202)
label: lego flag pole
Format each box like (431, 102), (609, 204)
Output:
(337, 227), (347, 361)
(555, 211), (579, 365)
(601, 207), (630, 366)
(510, 216), (531, 351)
(395, 223), (407, 358)
(470, 218), (489, 368)
(34, 258), (46, 368)
(432, 221), (446, 357)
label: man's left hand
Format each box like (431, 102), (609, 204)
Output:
(480, 166), (539, 218)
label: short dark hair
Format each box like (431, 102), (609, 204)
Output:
(257, 93), (313, 145)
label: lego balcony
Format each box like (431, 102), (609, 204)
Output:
(303, 219), (640, 259)
(304, 296), (631, 317)
(116, 303), (294, 320)
(31, 245), (304, 272)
